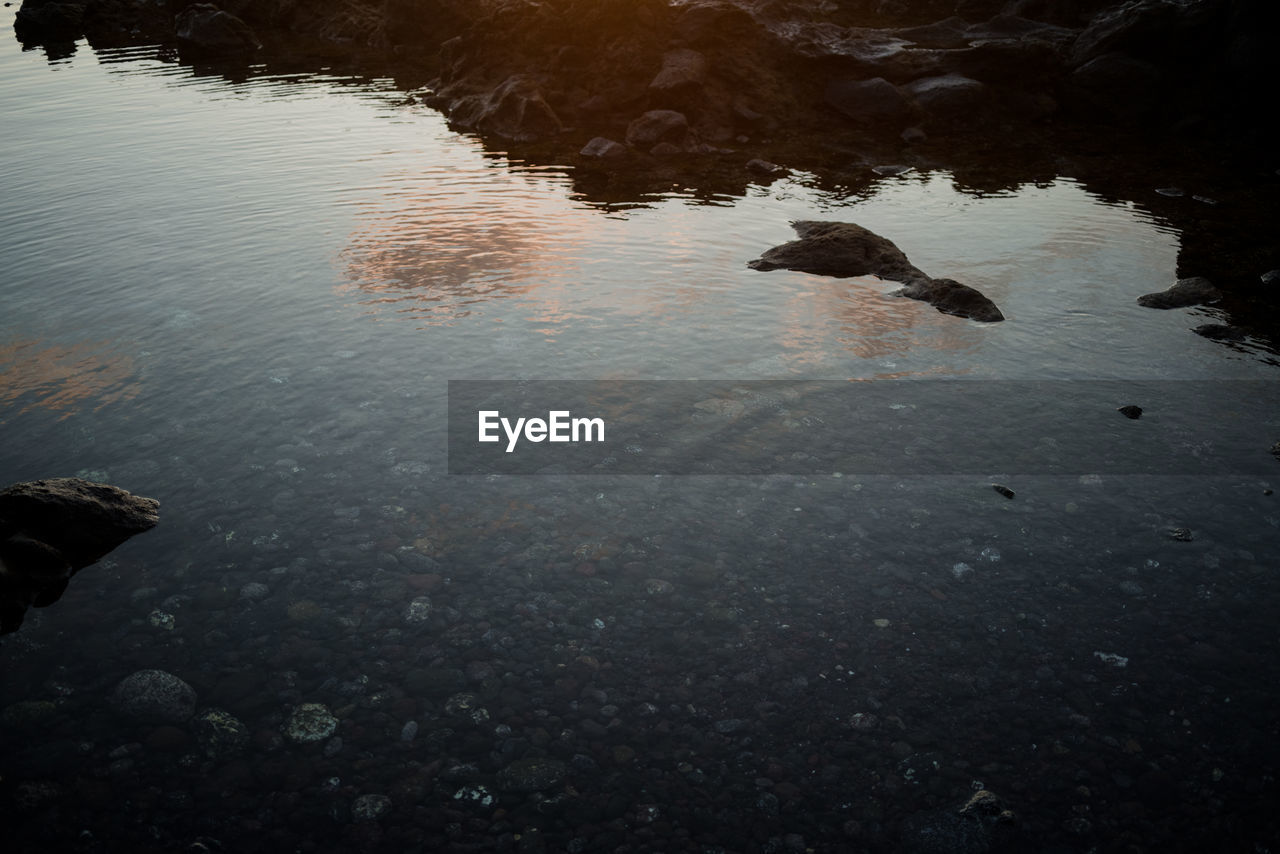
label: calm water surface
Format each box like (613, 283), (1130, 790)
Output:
(3, 31), (1279, 853)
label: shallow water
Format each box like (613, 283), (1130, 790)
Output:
(3, 31), (1279, 853)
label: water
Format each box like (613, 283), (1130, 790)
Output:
(3, 30), (1279, 853)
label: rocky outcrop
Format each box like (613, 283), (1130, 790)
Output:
(748, 220), (1004, 322)
(0, 477), (158, 633)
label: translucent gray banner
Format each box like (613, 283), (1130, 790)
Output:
(446, 380), (1280, 475)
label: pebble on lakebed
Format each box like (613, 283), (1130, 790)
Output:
(111, 669), (197, 724)
(283, 702), (338, 743)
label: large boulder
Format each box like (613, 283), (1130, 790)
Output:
(0, 478), (158, 633)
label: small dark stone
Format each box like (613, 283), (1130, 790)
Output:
(1118, 405), (1143, 419)
(991, 484), (1015, 499)
(1167, 527), (1193, 542)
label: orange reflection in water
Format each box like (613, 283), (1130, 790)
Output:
(0, 338), (141, 422)
(337, 166), (595, 328)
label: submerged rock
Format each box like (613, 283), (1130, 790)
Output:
(283, 702), (339, 743)
(112, 670), (197, 724)
(1117, 405), (1143, 419)
(0, 477), (159, 633)
(192, 707), (250, 758)
(1193, 323), (1246, 341)
(900, 788), (1017, 854)
(1137, 276), (1222, 308)
(747, 221), (1004, 322)
(497, 757), (567, 792)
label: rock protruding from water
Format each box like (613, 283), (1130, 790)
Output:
(748, 221), (1004, 322)
(0, 477), (159, 633)
(112, 669), (198, 724)
(1137, 276), (1222, 309)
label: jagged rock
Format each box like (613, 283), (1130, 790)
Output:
(1137, 276), (1222, 308)
(0, 477), (159, 633)
(1118, 404), (1143, 419)
(625, 109), (689, 147)
(747, 221), (1004, 322)
(174, 3), (261, 54)
(451, 75), (563, 142)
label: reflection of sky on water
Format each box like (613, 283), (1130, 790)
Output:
(0, 338), (141, 422)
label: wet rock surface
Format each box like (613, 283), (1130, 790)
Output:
(0, 477), (158, 633)
(1137, 275), (1223, 309)
(748, 220), (1004, 322)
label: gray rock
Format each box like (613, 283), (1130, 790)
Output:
(1137, 276), (1222, 309)
(283, 702), (338, 743)
(112, 670), (197, 724)
(748, 221), (1004, 323)
(625, 110), (688, 148)
(175, 3), (261, 54)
